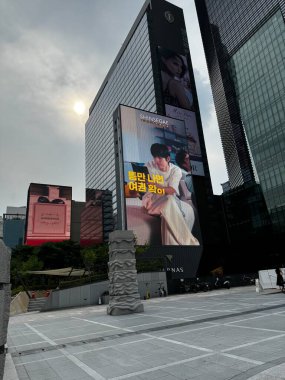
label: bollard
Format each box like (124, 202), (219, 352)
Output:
(255, 279), (260, 293)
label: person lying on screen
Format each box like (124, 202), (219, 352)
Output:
(160, 48), (193, 111)
(142, 143), (199, 246)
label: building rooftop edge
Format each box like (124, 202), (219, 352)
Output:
(88, 0), (152, 116)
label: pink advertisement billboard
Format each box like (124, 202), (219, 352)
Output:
(25, 183), (72, 246)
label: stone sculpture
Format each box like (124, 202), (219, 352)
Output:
(107, 230), (144, 315)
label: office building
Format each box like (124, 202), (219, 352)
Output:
(3, 207), (26, 248)
(195, 0), (285, 240)
(86, 0), (227, 280)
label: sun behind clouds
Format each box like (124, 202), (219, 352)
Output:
(73, 101), (86, 115)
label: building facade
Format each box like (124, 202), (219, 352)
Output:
(195, 0), (285, 239)
(3, 209), (26, 249)
(86, 0), (223, 279)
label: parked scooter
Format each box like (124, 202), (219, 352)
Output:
(196, 278), (210, 292)
(213, 276), (231, 289)
(185, 278), (210, 293)
(241, 274), (255, 286)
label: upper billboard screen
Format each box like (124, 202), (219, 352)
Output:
(25, 183), (72, 246)
(159, 46), (194, 112)
(158, 47), (204, 176)
(119, 105), (201, 246)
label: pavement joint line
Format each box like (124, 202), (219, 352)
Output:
(53, 329), (116, 341)
(120, 319), (183, 329)
(222, 323), (285, 333)
(71, 316), (197, 334)
(13, 334), (268, 373)
(143, 313), (190, 320)
(147, 305), (192, 310)
(10, 302), (285, 359)
(71, 317), (134, 332)
(228, 356), (285, 380)
(107, 314), (151, 322)
(24, 324), (56, 346)
(24, 323), (106, 380)
(217, 312), (274, 325)
(262, 300), (285, 305)
(8, 332), (38, 338)
(108, 353), (215, 380)
(8, 341), (47, 349)
(142, 332), (214, 352)
(160, 323), (219, 337)
(151, 309), (226, 319)
(185, 311), (228, 318)
(60, 352), (106, 380)
(30, 321), (92, 328)
(75, 336), (155, 356)
(190, 307), (247, 312)
(221, 333), (285, 352)
(15, 337), (156, 366)
(15, 355), (65, 367)
(221, 353), (264, 365)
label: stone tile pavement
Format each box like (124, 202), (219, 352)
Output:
(4, 286), (285, 380)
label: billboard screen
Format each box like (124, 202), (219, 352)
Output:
(158, 46), (204, 176)
(119, 105), (202, 247)
(80, 189), (104, 246)
(25, 183), (72, 246)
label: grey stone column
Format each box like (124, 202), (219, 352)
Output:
(107, 231), (144, 316)
(0, 240), (11, 379)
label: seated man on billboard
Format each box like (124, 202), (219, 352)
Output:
(142, 143), (199, 246)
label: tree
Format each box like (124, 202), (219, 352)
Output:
(81, 244), (109, 274)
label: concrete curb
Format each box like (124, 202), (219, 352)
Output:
(3, 353), (19, 380)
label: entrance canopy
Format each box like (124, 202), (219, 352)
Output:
(27, 267), (89, 277)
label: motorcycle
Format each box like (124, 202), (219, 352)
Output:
(185, 278), (210, 293)
(213, 276), (231, 289)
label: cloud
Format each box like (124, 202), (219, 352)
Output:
(0, 30), (93, 213)
(0, 0), (227, 216)
(0, 0), (146, 215)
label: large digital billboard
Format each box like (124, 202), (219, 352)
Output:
(25, 183), (72, 246)
(118, 105), (202, 247)
(158, 46), (204, 176)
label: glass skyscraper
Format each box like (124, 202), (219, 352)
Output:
(85, 0), (221, 279)
(195, 0), (285, 235)
(86, 8), (156, 220)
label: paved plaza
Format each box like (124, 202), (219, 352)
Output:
(4, 286), (285, 380)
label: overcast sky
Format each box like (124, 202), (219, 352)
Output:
(0, 0), (228, 216)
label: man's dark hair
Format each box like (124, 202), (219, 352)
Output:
(150, 143), (170, 158)
(175, 149), (187, 168)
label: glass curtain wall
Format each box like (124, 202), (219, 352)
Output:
(85, 14), (156, 222)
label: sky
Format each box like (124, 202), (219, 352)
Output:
(0, 0), (228, 217)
